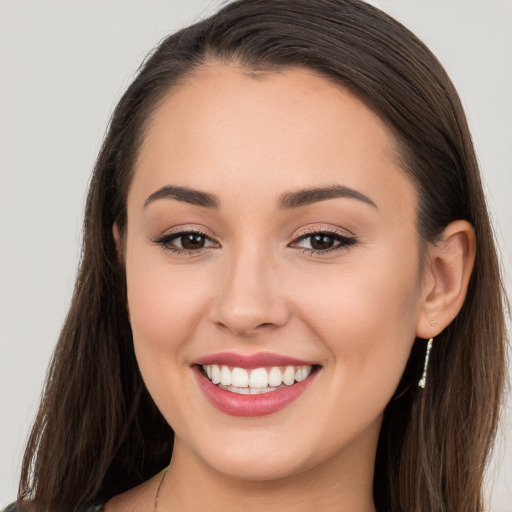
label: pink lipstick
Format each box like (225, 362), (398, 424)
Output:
(194, 351), (317, 369)
(193, 352), (320, 417)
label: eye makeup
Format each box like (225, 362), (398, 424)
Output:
(151, 225), (357, 257)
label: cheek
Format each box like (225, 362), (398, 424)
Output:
(125, 255), (220, 439)
(124, 245), (213, 396)
(285, 256), (422, 445)
(292, 248), (422, 388)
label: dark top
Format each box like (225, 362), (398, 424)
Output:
(2, 505), (104, 512)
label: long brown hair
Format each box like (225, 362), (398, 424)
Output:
(18, 1), (507, 511)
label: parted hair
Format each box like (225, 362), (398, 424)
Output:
(18, 1), (507, 511)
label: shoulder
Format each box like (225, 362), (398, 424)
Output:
(1, 504), (104, 512)
(104, 469), (165, 512)
(2, 469), (164, 512)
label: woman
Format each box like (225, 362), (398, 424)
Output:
(5, 0), (507, 511)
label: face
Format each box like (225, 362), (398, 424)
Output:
(123, 64), (427, 481)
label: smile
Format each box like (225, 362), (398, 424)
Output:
(202, 364), (313, 395)
(194, 352), (320, 416)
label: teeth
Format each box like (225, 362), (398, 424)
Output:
(202, 364), (313, 392)
(220, 366), (231, 386)
(296, 366), (309, 382)
(231, 367), (249, 388)
(211, 364), (221, 384)
(268, 367), (283, 387)
(249, 368), (268, 388)
(283, 366), (295, 385)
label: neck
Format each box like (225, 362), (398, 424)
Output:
(160, 426), (379, 512)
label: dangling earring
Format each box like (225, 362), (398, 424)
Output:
(418, 337), (434, 389)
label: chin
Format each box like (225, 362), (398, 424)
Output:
(184, 427), (325, 482)
(206, 450), (311, 482)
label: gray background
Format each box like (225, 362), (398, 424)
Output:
(1, 0), (511, 509)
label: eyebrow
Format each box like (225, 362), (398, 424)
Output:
(277, 184), (377, 209)
(144, 183), (376, 210)
(144, 185), (220, 209)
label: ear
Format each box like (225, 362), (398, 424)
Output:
(416, 220), (476, 338)
(112, 223), (125, 267)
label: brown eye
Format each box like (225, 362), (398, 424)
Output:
(181, 233), (206, 250)
(153, 230), (218, 253)
(292, 230), (357, 254)
(310, 234), (335, 250)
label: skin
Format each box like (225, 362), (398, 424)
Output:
(107, 63), (475, 512)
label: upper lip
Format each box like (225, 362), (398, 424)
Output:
(194, 351), (318, 369)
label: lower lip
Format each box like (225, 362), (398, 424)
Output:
(193, 366), (318, 417)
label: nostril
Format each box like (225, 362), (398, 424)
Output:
(208, 293), (291, 336)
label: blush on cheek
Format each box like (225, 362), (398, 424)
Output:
(127, 266), (205, 345)
(294, 259), (419, 395)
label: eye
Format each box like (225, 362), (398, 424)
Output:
(153, 230), (219, 254)
(291, 229), (356, 254)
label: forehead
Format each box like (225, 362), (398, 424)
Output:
(130, 63), (415, 216)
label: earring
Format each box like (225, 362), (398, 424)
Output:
(418, 337), (434, 389)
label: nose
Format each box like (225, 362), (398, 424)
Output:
(208, 245), (291, 337)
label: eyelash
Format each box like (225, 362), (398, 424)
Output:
(152, 228), (357, 256)
(292, 228), (357, 255)
(152, 229), (219, 255)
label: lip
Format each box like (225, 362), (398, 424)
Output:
(193, 363), (319, 417)
(194, 351), (317, 369)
